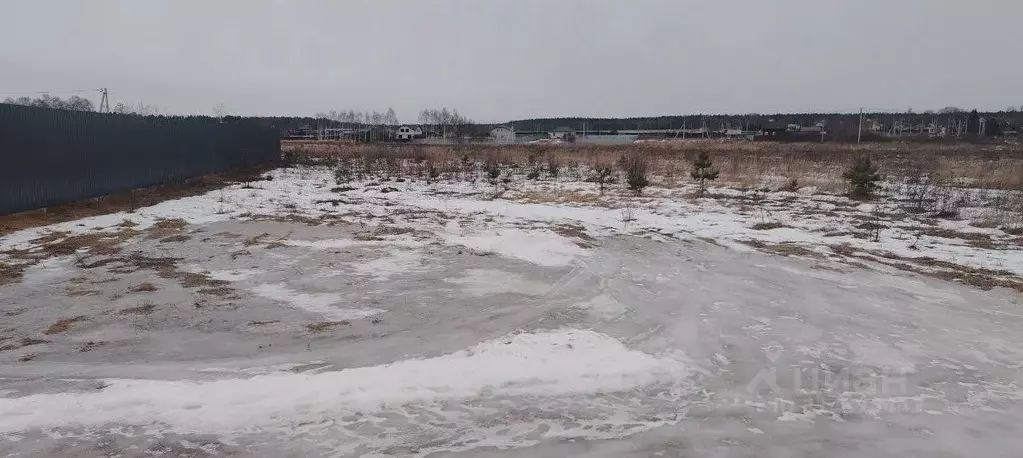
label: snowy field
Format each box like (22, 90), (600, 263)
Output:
(1, 165), (1023, 456)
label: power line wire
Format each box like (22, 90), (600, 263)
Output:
(0, 88), (103, 96)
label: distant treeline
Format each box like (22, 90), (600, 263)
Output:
(507, 109), (1023, 136)
(5, 95), (1021, 141)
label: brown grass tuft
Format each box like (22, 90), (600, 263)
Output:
(307, 321), (350, 332)
(44, 316), (88, 335)
(120, 302), (157, 315)
(129, 282), (158, 293)
(0, 261), (26, 286)
(144, 218), (188, 240)
(750, 222), (788, 230)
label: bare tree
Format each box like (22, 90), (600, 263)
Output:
(212, 103), (227, 119)
(4, 94), (95, 111)
(64, 95), (95, 111)
(112, 101), (160, 116)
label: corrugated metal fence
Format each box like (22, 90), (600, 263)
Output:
(0, 103), (280, 215)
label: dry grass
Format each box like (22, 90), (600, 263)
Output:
(44, 316), (88, 335)
(878, 252), (1021, 292)
(100, 252), (234, 294)
(65, 286), (101, 297)
(0, 226), (144, 281)
(742, 240), (826, 259)
(822, 243), (1023, 292)
(196, 286), (237, 297)
(0, 261), (26, 286)
(144, 218), (188, 240)
(129, 282), (158, 293)
(159, 234), (191, 243)
(353, 225), (418, 241)
(750, 222), (788, 230)
(1, 336), (50, 351)
(35, 228), (140, 259)
(551, 223), (597, 248)
(119, 302), (157, 316)
(283, 140), (1023, 192)
(307, 321), (350, 332)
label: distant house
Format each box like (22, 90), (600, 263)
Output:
(396, 125), (422, 141)
(549, 126), (577, 140)
(759, 121), (788, 137)
(489, 125), (516, 143)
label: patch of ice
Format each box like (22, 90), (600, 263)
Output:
(191, 362), (324, 376)
(284, 239), (360, 249)
(444, 268), (552, 296)
(284, 237), (425, 250)
(844, 338), (917, 374)
(251, 283), (383, 320)
(0, 329), (690, 439)
(18, 256), (75, 287)
(353, 248), (425, 280)
(573, 294), (629, 320)
(777, 408), (840, 422)
(444, 227), (588, 267)
(206, 269), (263, 282)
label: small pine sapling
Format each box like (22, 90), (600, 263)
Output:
(593, 163), (614, 194)
(625, 156), (649, 194)
(690, 151), (719, 197)
(485, 161), (501, 183)
(843, 157), (881, 200)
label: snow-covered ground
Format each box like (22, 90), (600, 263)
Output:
(1, 166), (1022, 456)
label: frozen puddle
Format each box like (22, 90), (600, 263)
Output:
(353, 247), (425, 280)
(444, 226), (589, 267)
(445, 268), (553, 296)
(283, 237), (426, 250)
(573, 294), (630, 320)
(206, 268), (264, 282)
(251, 283), (384, 320)
(0, 329), (692, 454)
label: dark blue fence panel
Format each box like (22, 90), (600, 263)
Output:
(0, 103), (280, 214)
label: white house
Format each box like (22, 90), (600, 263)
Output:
(549, 126), (577, 139)
(396, 125), (422, 141)
(489, 126), (516, 143)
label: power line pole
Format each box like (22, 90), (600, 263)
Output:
(857, 108), (863, 144)
(98, 88), (110, 113)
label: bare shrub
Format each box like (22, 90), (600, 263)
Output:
(485, 161), (501, 181)
(426, 160), (440, 181)
(932, 185), (969, 219)
(546, 153), (560, 179)
(620, 201), (637, 230)
(334, 158), (353, 184)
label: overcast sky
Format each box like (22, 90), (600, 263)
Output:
(2, 0), (1019, 122)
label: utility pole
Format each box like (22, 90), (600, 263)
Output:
(857, 108), (863, 144)
(98, 88), (110, 113)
